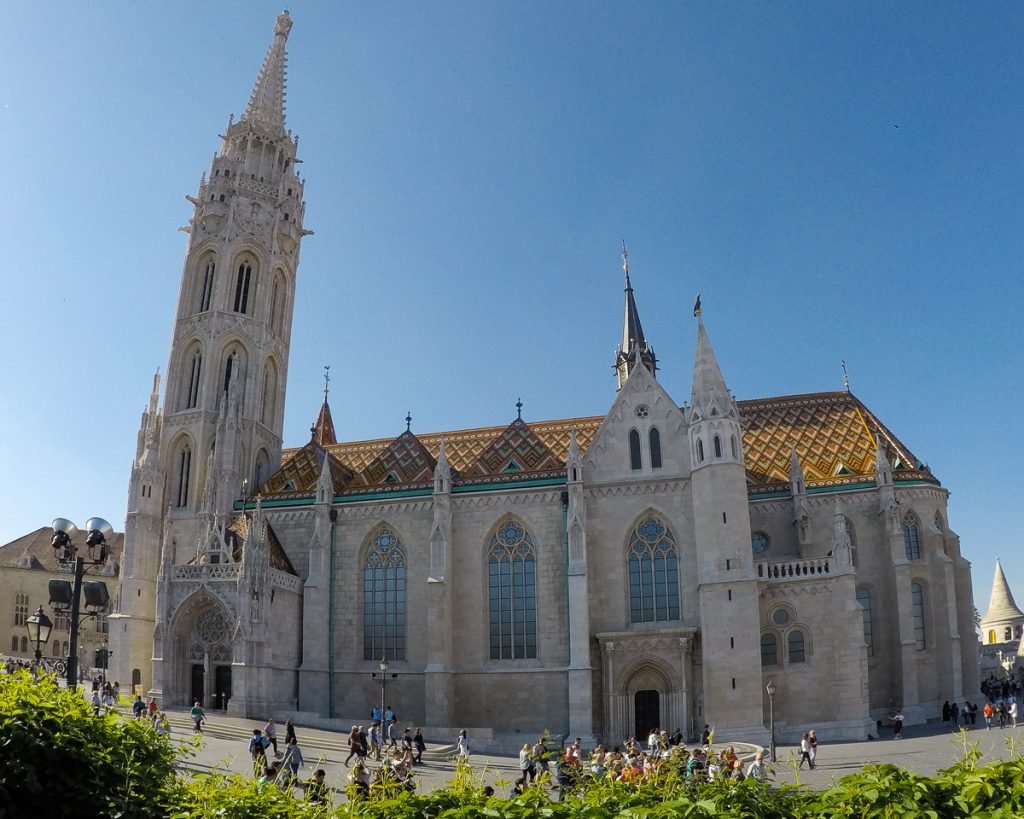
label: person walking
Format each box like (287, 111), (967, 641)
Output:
(414, 728), (426, 765)
(807, 730), (818, 766)
(893, 710), (904, 739)
(344, 725), (362, 766)
(281, 736), (304, 782)
(456, 729), (470, 759)
(190, 701), (206, 734)
(984, 701), (994, 729)
(798, 733), (814, 769)
(1011, 700), (1019, 728)
(285, 718), (297, 746)
(264, 718), (279, 756)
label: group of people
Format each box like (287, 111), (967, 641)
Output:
(343, 722), (428, 766)
(943, 697), (1019, 730)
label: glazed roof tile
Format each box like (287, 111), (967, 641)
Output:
(263, 391), (934, 498)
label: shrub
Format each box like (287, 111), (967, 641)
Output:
(0, 670), (179, 818)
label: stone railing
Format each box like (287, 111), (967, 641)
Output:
(757, 557), (831, 581)
(271, 569), (303, 593)
(171, 564), (241, 582)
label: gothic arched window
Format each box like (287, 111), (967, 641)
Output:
(903, 515), (921, 560)
(760, 632), (778, 666)
(269, 272), (286, 334)
(714, 435), (722, 458)
(731, 434), (739, 459)
(696, 439), (705, 463)
(260, 359), (278, 426)
(856, 587), (873, 656)
(174, 441), (192, 507)
(253, 449), (271, 491)
(910, 582), (926, 649)
(197, 257), (216, 313)
(649, 428), (662, 469)
(185, 346), (202, 410)
(487, 520), (537, 660)
(629, 429), (642, 471)
(628, 515), (680, 623)
(233, 260), (254, 314)
(363, 528), (406, 661)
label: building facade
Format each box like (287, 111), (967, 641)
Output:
(107, 12), (978, 745)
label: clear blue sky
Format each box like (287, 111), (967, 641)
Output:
(1, 2), (1021, 613)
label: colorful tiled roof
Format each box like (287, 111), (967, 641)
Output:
(258, 390), (934, 499)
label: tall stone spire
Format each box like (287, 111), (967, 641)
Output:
(690, 316), (736, 420)
(615, 244), (656, 390)
(981, 559), (1024, 627)
(242, 11), (293, 135)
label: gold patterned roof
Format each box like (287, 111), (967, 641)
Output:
(263, 391), (933, 498)
(355, 431), (436, 486)
(259, 443), (354, 495)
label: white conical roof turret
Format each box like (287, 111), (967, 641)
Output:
(690, 316), (735, 418)
(980, 559), (1024, 627)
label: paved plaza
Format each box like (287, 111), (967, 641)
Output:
(160, 708), (1024, 802)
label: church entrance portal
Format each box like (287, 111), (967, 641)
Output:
(214, 665), (232, 710)
(190, 664), (204, 706)
(635, 689), (660, 739)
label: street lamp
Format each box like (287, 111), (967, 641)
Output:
(379, 656), (389, 727)
(766, 679), (777, 762)
(25, 605), (53, 672)
(49, 517), (112, 688)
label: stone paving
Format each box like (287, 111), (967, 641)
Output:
(161, 708), (1024, 803)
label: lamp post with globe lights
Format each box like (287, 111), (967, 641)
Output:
(49, 517), (112, 688)
(25, 605), (53, 674)
(766, 679), (777, 762)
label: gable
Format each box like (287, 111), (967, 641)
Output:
(463, 419), (564, 477)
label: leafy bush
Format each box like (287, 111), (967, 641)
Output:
(0, 670), (179, 818)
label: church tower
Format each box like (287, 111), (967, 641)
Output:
(110, 11), (309, 698)
(687, 312), (766, 741)
(614, 246), (657, 390)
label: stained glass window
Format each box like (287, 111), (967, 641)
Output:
(857, 588), (873, 657)
(363, 528), (406, 661)
(903, 515), (921, 561)
(488, 520), (537, 660)
(628, 515), (680, 623)
(911, 582), (926, 649)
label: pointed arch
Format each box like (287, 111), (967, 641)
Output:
(219, 341), (251, 403)
(253, 448), (271, 490)
(170, 434), (195, 508)
(269, 269), (287, 334)
(903, 512), (921, 560)
(231, 254), (257, 315)
(260, 357), (279, 427)
(696, 438), (705, 463)
(362, 525), (407, 661)
(713, 434), (722, 458)
(487, 517), (538, 660)
(843, 516), (858, 566)
(194, 252), (217, 314)
(910, 580), (927, 648)
(649, 427), (662, 469)
(627, 512), (680, 623)
(180, 340), (204, 410)
(629, 429), (642, 470)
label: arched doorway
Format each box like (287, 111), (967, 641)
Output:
(635, 689), (661, 740)
(179, 603), (234, 709)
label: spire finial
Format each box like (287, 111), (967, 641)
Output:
(621, 240), (630, 284)
(241, 11), (293, 135)
(405, 412), (412, 432)
(516, 397), (523, 421)
(323, 364), (331, 402)
(693, 292), (702, 317)
(841, 359), (850, 392)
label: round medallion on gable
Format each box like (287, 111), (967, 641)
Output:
(635, 405), (649, 418)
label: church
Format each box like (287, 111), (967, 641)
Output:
(107, 12), (978, 746)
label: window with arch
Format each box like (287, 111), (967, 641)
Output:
(910, 582), (926, 649)
(760, 632), (778, 666)
(628, 515), (680, 623)
(1006, 627), (1013, 642)
(696, 438), (705, 463)
(363, 528), (406, 661)
(53, 641), (62, 657)
(843, 516), (858, 566)
(649, 428), (662, 469)
(731, 434), (739, 459)
(196, 257), (216, 313)
(9, 636), (16, 652)
(233, 260), (254, 314)
(629, 429), (642, 471)
(174, 441), (192, 507)
(20, 637), (27, 654)
(253, 449), (271, 491)
(269, 272), (286, 334)
(787, 629), (806, 663)
(223, 350), (238, 393)
(487, 520), (537, 660)
(713, 435), (722, 458)
(856, 588), (873, 656)
(14, 592), (28, 626)
(260, 360), (278, 426)
(184, 346), (202, 409)
(903, 515), (921, 560)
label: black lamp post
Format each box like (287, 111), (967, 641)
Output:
(766, 679), (777, 762)
(25, 605), (53, 672)
(50, 517), (112, 689)
(379, 657), (388, 724)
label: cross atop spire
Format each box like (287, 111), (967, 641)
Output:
(241, 10), (293, 135)
(323, 364), (331, 401)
